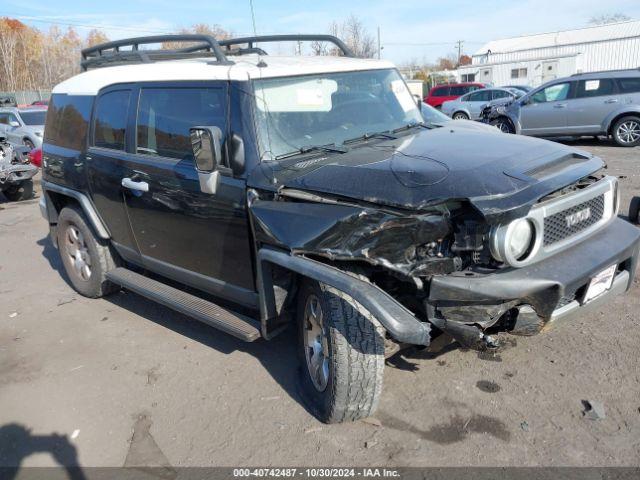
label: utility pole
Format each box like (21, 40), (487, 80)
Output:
(377, 26), (381, 59)
(456, 40), (464, 67)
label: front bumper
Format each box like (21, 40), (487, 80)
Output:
(428, 217), (640, 340)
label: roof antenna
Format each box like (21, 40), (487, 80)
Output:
(248, 0), (267, 67)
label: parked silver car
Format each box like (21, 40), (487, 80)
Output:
(441, 88), (522, 120)
(0, 107), (47, 150)
(482, 69), (640, 147)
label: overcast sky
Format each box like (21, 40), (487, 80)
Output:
(3, 0), (640, 64)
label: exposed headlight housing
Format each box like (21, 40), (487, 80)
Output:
(490, 218), (536, 266)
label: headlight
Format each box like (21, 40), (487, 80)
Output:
(490, 218), (536, 266)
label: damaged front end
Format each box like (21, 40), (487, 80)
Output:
(247, 128), (640, 352)
(0, 140), (37, 187)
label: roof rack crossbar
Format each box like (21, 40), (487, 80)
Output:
(81, 34), (232, 71)
(218, 34), (356, 58)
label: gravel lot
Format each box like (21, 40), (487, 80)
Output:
(1, 138), (639, 469)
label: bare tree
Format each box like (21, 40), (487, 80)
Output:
(588, 13), (632, 25)
(313, 15), (375, 58)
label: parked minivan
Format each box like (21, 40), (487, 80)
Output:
(482, 69), (640, 146)
(424, 82), (486, 109)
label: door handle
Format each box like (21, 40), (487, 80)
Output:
(604, 98), (619, 104)
(121, 177), (149, 192)
(553, 103), (567, 109)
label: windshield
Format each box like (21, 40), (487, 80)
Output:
(253, 69), (423, 159)
(19, 110), (47, 126)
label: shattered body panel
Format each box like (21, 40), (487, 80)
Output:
(0, 142), (37, 186)
(250, 199), (451, 276)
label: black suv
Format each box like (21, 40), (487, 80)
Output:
(40, 34), (640, 423)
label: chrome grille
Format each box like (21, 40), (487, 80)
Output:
(543, 194), (605, 246)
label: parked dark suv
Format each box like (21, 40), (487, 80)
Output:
(40, 34), (640, 423)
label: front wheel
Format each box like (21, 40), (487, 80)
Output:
(23, 138), (35, 150)
(297, 279), (385, 423)
(612, 116), (640, 147)
(2, 180), (34, 201)
(491, 117), (515, 134)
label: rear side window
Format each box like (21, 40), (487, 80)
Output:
(575, 79), (615, 98)
(431, 87), (450, 97)
(93, 90), (130, 150)
(136, 87), (226, 160)
(618, 77), (640, 93)
(468, 90), (491, 102)
(44, 94), (93, 150)
(449, 86), (468, 96)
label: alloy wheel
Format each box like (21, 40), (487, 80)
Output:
(64, 225), (92, 281)
(303, 293), (329, 392)
(617, 120), (640, 144)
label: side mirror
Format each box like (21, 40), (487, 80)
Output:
(413, 94), (422, 106)
(190, 126), (222, 172)
(190, 126), (223, 194)
(9, 120), (20, 127)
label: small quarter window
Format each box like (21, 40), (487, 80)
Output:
(617, 77), (640, 94)
(93, 90), (130, 150)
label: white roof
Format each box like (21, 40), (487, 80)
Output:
(474, 20), (640, 56)
(53, 55), (395, 95)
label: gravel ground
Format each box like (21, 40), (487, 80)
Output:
(1, 139), (639, 469)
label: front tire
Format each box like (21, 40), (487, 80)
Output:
(23, 138), (35, 150)
(2, 179), (34, 201)
(491, 117), (515, 134)
(612, 116), (640, 147)
(629, 196), (640, 224)
(297, 279), (385, 423)
(56, 206), (119, 298)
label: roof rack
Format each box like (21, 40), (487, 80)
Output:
(80, 33), (357, 71)
(218, 34), (356, 58)
(81, 34), (232, 71)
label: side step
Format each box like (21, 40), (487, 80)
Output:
(106, 268), (261, 342)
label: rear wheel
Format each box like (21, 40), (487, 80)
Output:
(612, 116), (640, 147)
(452, 112), (469, 120)
(491, 117), (515, 134)
(2, 180), (33, 201)
(56, 206), (119, 298)
(297, 279), (385, 423)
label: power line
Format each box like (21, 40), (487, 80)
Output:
(0, 11), (177, 34)
(385, 41), (486, 46)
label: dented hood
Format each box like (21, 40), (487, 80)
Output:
(248, 126), (604, 222)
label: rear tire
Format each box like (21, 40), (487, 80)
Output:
(452, 112), (469, 120)
(612, 116), (640, 147)
(297, 279), (385, 423)
(2, 180), (34, 201)
(491, 117), (515, 134)
(56, 206), (119, 298)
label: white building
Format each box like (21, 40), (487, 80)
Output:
(457, 20), (640, 87)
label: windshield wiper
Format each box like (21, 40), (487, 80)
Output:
(344, 131), (398, 144)
(275, 143), (348, 160)
(392, 122), (430, 133)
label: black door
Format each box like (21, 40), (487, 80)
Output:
(86, 87), (141, 263)
(120, 83), (257, 307)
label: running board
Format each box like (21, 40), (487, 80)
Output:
(106, 268), (261, 342)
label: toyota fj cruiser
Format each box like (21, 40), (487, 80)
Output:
(40, 34), (640, 423)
